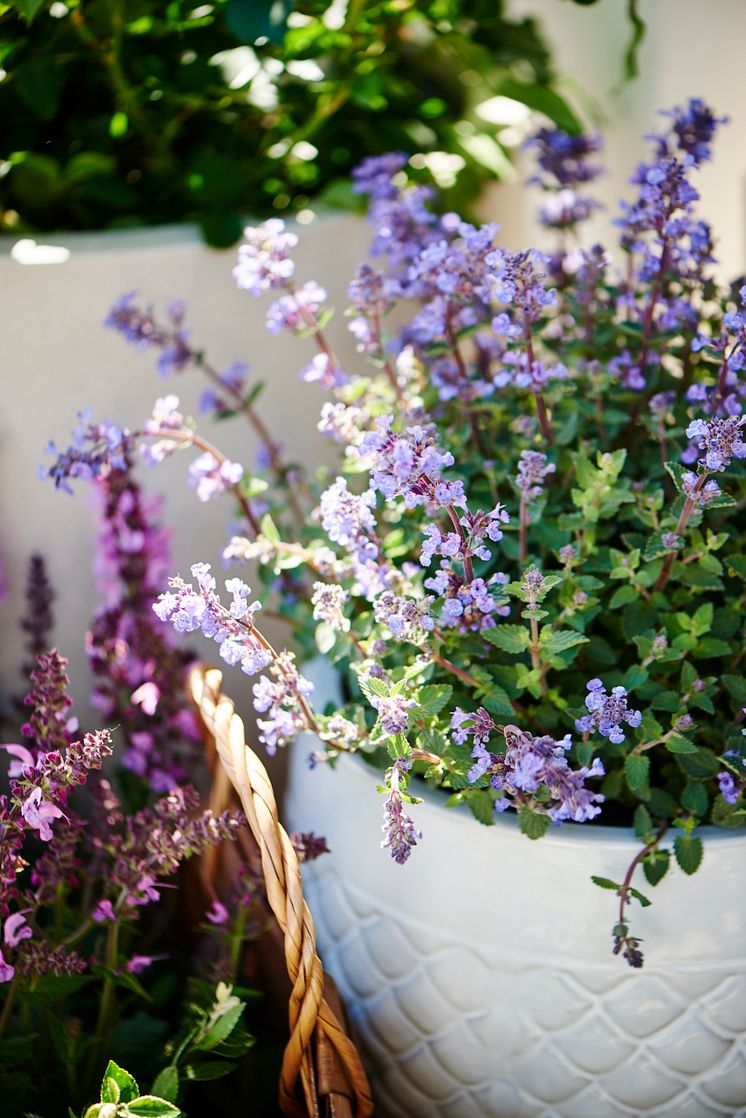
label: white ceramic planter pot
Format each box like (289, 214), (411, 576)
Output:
(285, 733), (746, 1118)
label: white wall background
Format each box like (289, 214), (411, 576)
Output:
(509, 0), (746, 279)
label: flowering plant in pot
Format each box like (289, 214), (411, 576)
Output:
(45, 99), (746, 1115)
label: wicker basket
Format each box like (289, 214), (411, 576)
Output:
(189, 663), (373, 1118)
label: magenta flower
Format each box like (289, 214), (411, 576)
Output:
(21, 787), (65, 842)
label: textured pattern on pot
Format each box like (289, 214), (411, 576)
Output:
(286, 741), (746, 1118)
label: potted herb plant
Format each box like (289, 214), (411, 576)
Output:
(44, 99), (746, 1115)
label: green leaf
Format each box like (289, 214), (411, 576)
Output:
(260, 513), (280, 544)
(467, 790), (497, 826)
(725, 554), (746, 581)
(358, 674), (389, 702)
(416, 685), (453, 720)
(722, 675), (746, 704)
(483, 625), (530, 654)
(627, 885), (652, 908)
(681, 782), (709, 817)
(151, 1068), (179, 1105)
(7, 0), (45, 20)
(676, 747), (720, 780)
(633, 804), (652, 838)
(642, 849), (670, 886)
(184, 1061), (237, 1081)
(664, 460), (686, 491)
(623, 664), (648, 692)
(540, 629), (589, 655)
(314, 622), (336, 655)
(696, 638), (732, 657)
(126, 1097), (182, 1117)
(591, 875), (620, 891)
(480, 684), (515, 718)
(194, 1002), (245, 1051)
(226, 0), (292, 43)
(624, 752), (650, 793)
(673, 834), (703, 875)
(103, 1062), (139, 1104)
(664, 735), (697, 755)
(101, 1078), (120, 1105)
(518, 808), (550, 840)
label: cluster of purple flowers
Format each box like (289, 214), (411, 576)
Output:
(43, 410), (130, 493)
(105, 292), (193, 377)
(252, 651), (315, 754)
(88, 460), (201, 791)
(575, 680), (643, 744)
(380, 758), (421, 865)
(685, 415), (746, 471)
(232, 218), (298, 295)
(424, 567), (509, 632)
(154, 563), (271, 677)
(374, 590), (434, 641)
(451, 710), (604, 823)
(516, 450), (555, 498)
(188, 451), (244, 502)
(359, 417), (466, 510)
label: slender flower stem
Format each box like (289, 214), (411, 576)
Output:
(444, 504), (475, 582)
(0, 975), (18, 1040)
(144, 427), (261, 536)
(523, 321), (553, 445)
(618, 823), (669, 928)
(194, 353), (305, 528)
(654, 474), (707, 592)
(429, 651), (481, 689)
(519, 493), (529, 563)
(528, 612), (548, 696)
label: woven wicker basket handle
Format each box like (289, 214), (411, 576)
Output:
(189, 664), (374, 1118)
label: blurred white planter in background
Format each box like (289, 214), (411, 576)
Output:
(0, 215), (370, 716)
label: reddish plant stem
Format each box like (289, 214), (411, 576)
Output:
(654, 473), (707, 592)
(445, 503), (474, 583)
(519, 492), (529, 563)
(145, 427), (261, 536)
(618, 824), (669, 929)
(523, 319), (553, 445)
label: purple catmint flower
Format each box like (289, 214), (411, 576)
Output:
(685, 414), (746, 471)
(105, 292), (193, 376)
(289, 832), (330, 863)
(187, 452), (244, 502)
(250, 650), (314, 754)
(3, 912), (32, 949)
(42, 411), (131, 494)
(608, 349), (649, 391)
(380, 757), (421, 864)
(485, 248), (558, 324)
(516, 450), (555, 498)
(266, 280), (328, 335)
(652, 98), (727, 166)
(576, 679), (642, 744)
(527, 127), (604, 188)
(92, 899), (116, 923)
(311, 582), (350, 631)
(718, 771), (740, 805)
(233, 219), (298, 295)
(681, 470), (721, 505)
(374, 591), (434, 640)
(352, 153), (408, 199)
(154, 564), (269, 679)
(359, 416), (465, 510)
(371, 695), (416, 737)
